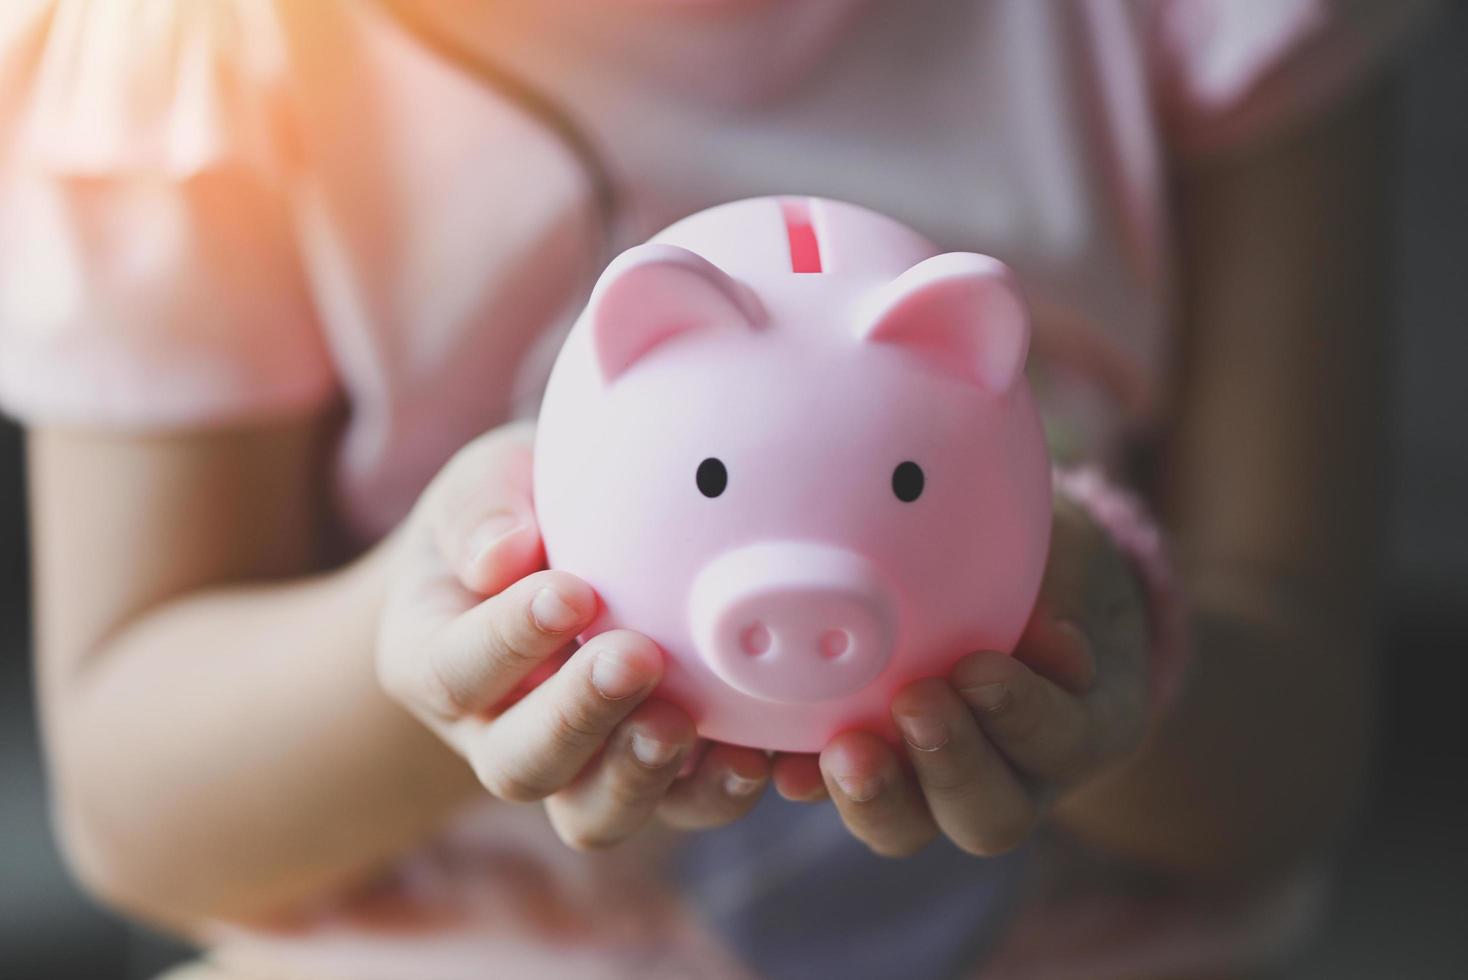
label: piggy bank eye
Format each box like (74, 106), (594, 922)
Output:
(697, 457), (728, 498)
(892, 461), (924, 502)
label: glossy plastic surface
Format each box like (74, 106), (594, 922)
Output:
(534, 197), (1051, 751)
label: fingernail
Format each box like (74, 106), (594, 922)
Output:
(777, 782), (829, 803)
(831, 767), (883, 803)
(530, 587), (581, 633)
(963, 683), (1011, 714)
(467, 514), (525, 566)
(896, 711), (950, 752)
(591, 645), (651, 701)
(724, 772), (764, 797)
(631, 732), (680, 768)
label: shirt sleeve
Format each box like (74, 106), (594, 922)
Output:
(1147, 0), (1438, 157)
(0, 0), (336, 430)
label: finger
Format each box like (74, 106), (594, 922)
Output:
(891, 679), (1037, 856)
(546, 699), (696, 850)
(427, 422), (544, 595)
(951, 650), (1143, 789)
(384, 569), (597, 720)
(1032, 493), (1150, 698)
(1012, 611), (1097, 695)
(676, 739), (709, 780)
(819, 732), (938, 858)
(659, 742), (771, 830)
(771, 753), (828, 802)
(468, 630), (663, 802)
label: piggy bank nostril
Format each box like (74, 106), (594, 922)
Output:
(740, 622), (773, 656)
(688, 542), (903, 704)
(819, 629), (851, 660)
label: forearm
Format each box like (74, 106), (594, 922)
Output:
(1050, 82), (1393, 884)
(1051, 588), (1374, 881)
(44, 536), (480, 929)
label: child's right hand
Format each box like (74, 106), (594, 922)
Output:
(377, 422), (771, 849)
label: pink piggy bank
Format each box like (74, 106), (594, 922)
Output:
(533, 197), (1051, 753)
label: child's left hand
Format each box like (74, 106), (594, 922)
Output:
(771, 494), (1153, 857)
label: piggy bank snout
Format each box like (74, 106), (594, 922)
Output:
(689, 543), (897, 704)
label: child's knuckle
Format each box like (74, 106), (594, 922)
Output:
(483, 611), (541, 670)
(920, 758), (976, 796)
(479, 763), (547, 803)
(991, 687), (1046, 743)
(422, 653), (474, 719)
(549, 696), (608, 747)
(605, 771), (658, 810)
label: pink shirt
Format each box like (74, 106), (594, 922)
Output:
(0, 2), (1428, 976)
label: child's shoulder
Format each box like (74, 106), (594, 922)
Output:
(0, 1), (345, 432)
(0, 0), (329, 180)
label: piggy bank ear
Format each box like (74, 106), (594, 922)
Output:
(858, 253), (1029, 394)
(588, 243), (764, 383)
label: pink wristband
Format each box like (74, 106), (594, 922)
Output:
(1051, 464), (1191, 716)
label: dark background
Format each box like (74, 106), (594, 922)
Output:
(3, 9), (1467, 979)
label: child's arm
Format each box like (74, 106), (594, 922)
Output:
(31, 419), (768, 933)
(771, 83), (1391, 878)
(1049, 81), (1392, 878)
(29, 415), (467, 930)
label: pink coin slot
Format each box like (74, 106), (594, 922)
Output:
(780, 198), (823, 273)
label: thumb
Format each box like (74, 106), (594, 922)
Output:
(1012, 607), (1096, 696)
(425, 421), (545, 596)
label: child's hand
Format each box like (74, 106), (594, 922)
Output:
(377, 423), (770, 849)
(771, 495), (1151, 857)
